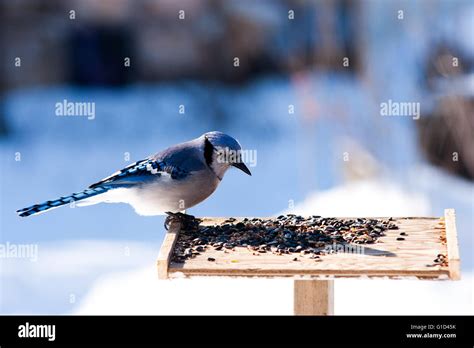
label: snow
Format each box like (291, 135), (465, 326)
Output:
(288, 178), (430, 217)
(1, 163), (472, 315)
(1, 0), (473, 314)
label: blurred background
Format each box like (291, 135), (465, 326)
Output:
(1, 0), (473, 315)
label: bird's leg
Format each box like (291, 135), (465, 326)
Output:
(164, 212), (177, 231)
(164, 211), (197, 231)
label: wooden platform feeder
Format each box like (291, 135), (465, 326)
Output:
(157, 209), (460, 315)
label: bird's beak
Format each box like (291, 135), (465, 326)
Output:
(232, 162), (252, 176)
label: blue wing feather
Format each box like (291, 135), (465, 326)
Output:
(88, 159), (184, 188)
(89, 142), (205, 188)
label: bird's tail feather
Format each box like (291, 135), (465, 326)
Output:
(16, 186), (110, 217)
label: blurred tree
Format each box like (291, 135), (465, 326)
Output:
(67, 25), (134, 86)
(418, 96), (474, 181)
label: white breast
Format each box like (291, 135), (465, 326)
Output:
(102, 170), (221, 216)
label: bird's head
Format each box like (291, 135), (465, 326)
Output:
(201, 131), (252, 180)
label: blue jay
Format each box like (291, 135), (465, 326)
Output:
(17, 131), (251, 218)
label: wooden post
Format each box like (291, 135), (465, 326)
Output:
(294, 280), (334, 315)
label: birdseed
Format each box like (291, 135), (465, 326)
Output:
(170, 215), (400, 263)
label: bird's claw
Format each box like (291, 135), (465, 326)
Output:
(164, 212), (197, 231)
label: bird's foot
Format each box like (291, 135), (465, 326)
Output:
(164, 212), (199, 231)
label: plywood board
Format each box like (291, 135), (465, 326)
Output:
(158, 209), (460, 280)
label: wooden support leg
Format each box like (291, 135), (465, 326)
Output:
(294, 280), (334, 315)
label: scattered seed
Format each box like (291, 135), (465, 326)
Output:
(207, 257), (215, 262)
(170, 215), (399, 263)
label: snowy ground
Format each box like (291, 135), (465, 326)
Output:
(1, 72), (473, 314)
(2, 3), (473, 312)
(2, 162), (472, 315)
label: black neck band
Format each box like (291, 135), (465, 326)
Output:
(204, 137), (214, 168)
